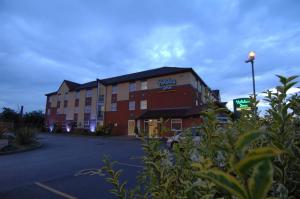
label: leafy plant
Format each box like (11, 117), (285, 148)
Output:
(95, 123), (113, 136)
(15, 127), (36, 145)
(0, 126), (7, 139)
(96, 75), (299, 199)
(264, 75), (300, 198)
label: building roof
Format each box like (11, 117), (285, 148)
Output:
(64, 80), (81, 91)
(74, 80), (97, 91)
(100, 67), (208, 87)
(45, 91), (58, 96)
(45, 66), (212, 96)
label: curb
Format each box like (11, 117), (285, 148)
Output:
(0, 142), (43, 155)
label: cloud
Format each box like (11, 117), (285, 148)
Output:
(0, 0), (300, 111)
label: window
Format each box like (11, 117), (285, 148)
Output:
(64, 100), (68, 108)
(57, 101), (61, 108)
(129, 82), (136, 92)
(74, 113), (78, 121)
(86, 89), (92, 97)
(129, 101), (135, 110)
(85, 97), (92, 106)
(140, 100), (147, 110)
(141, 81), (147, 90)
(75, 91), (80, 99)
(84, 106), (91, 113)
(64, 93), (68, 100)
(98, 105), (104, 119)
(98, 95), (104, 103)
(112, 85), (117, 94)
(111, 103), (117, 111)
(171, 119), (182, 131)
(84, 121), (90, 129)
(47, 109), (51, 115)
(75, 99), (79, 107)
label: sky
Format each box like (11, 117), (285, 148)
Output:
(0, 0), (300, 113)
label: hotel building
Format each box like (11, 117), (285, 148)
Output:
(45, 67), (220, 136)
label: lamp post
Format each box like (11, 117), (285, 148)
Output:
(245, 51), (256, 100)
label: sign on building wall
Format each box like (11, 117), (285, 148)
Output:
(158, 79), (177, 90)
(233, 98), (251, 112)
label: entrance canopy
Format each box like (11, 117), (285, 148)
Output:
(137, 107), (203, 120)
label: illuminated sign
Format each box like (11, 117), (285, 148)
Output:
(233, 98), (251, 111)
(158, 79), (176, 90)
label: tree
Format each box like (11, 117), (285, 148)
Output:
(23, 110), (45, 129)
(0, 107), (19, 123)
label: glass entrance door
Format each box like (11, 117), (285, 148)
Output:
(148, 119), (158, 137)
(128, 120), (135, 136)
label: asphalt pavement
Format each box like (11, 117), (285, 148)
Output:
(0, 133), (144, 199)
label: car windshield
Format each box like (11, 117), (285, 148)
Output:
(181, 127), (202, 137)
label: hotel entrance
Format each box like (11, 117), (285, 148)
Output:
(144, 119), (161, 137)
(128, 120), (135, 136)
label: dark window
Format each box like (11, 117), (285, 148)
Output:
(75, 99), (79, 107)
(84, 113), (90, 129)
(74, 113), (78, 121)
(98, 95), (104, 103)
(84, 113), (90, 121)
(57, 101), (61, 108)
(85, 97), (92, 106)
(64, 100), (68, 108)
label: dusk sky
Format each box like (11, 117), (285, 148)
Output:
(1, 0), (300, 112)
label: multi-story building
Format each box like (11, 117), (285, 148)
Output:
(45, 67), (220, 136)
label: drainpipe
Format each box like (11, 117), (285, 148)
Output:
(96, 79), (99, 126)
(104, 85), (107, 126)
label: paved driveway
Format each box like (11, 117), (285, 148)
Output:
(0, 133), (143, 199)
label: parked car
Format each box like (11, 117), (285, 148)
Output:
(166, 127), (202, 149)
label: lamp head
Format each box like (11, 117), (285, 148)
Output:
(248, 51), (255, 61)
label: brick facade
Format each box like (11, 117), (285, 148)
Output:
(45, 67), (220, 136)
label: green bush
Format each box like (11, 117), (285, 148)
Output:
(94, 75), (299, 199)
(0, 126), (6, 139)
(95, 123), (113, 136)
(15, 127), (36, 145)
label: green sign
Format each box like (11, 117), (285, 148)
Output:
(233, 98), (251, 111)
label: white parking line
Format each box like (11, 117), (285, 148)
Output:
(35, 182), (78, 199)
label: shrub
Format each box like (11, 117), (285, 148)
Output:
(0, 126), (7, 139)
(15, 127), (36, 145)
(95, 124), (113, 136)
(93, 75), (299, 199)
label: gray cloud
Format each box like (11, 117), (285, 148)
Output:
(0, 0), (300, 112)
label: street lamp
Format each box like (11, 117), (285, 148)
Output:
(245, 51), (256, 100)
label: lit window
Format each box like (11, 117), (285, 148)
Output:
(112, 85), (117, 94)
(129, 101), (135, 110)
(111, 103), (117, 111)
(140, 100), (147, 110)
(129, 82), (136, 92)
(84, 106), (91, 113)
(171, 119), (182, 131)
(141, 81), (147, 90)
(86, 89), (92, 97)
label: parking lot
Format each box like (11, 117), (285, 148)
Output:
(0, 133), (144, 199)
